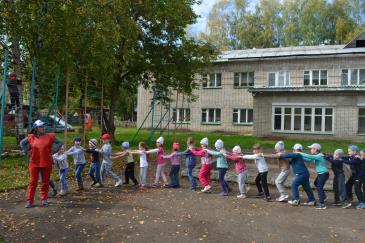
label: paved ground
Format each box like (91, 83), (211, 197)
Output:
(1, 170), (365, 243)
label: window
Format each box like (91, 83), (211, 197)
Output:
(202, 108), (221, 124)
(272, 106), (333, 133)
(202, 73), (222, 88)
(303, 70), (327, 86)
(233, 72), (254, 87)
(173, 108), (190, 123)
(268, 71), (290, 87)
(358, 108), (365, 133)
(233, 109), (253, 124)
(341, 69), (365, 86)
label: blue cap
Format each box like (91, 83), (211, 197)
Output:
(73, 136), (81, 142)
(348, 145), (359, 152)
(121, 141), (130, 149)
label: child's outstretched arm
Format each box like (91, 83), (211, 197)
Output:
(110, 151), (128, 159)
(241, 154), (261, 160)
(162, 152), (176, 160)
(146, 148), (159, 154)
(205, 149), (223, 157)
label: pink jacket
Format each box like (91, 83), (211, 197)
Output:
(225, 153), (247, 174)
(190, 148), (213, 165)
(162, 152), (180, 165)
(148, 147), (165, 164)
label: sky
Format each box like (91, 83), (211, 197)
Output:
(190, 0), (221, 36)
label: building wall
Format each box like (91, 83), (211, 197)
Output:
(137, 54), (365, 137)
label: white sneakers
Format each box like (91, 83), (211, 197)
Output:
(59, 190), (67, 196)
(288, 200), (300, 206)
(276, 194), (289, 202)
(115, 180), (122, 187)
(201, 185), (211, 193)
(237, 194), (247, 199)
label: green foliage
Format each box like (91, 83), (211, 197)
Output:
(201, 0), (365, 50)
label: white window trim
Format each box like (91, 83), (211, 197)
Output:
(202, 73), (222, 88)
(304, 70), (328, 86)
(272, 106), (335, 134)
(173, 108), (191, 124)
(268, 71), (290, 87)
(233, 72), (254, 88)
(233, 108), (253, 125)
(201, 108), (221, 124)
(341, 68), (365, 86)
(358, 107), (365, 135)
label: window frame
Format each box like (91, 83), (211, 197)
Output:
(272, 106), (334, 134)
(172, 108), (191, 124)
(202, 73), (222, 89)
(341, 68), (365, 86)
(233, 72), (254, 88)
(358, 107), (365, 134)
(201, 108), (221, 125)
(303, 70), (328, 86)
(268, 71), (290, 87)
(233, 108), (253, 125)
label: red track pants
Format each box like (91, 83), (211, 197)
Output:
(27, 166), (52, 203)
(199, 163), (212, 187)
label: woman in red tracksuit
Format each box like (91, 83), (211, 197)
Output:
(20, 120), (63, 208)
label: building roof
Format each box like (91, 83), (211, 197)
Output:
(216, 44), (365, 62)
(249, 85), (365, 93)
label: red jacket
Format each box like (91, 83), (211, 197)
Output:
(28, 133), (56, 167)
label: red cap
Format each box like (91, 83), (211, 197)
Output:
(9, 72), (16, 78)
(173, 142), (180, 150)
(101, 133), (110, 140)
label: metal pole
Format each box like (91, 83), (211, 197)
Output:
(173, 92), (179, 141)
(28, 58), (36, 131)
(53, 65), (60, 131)
(64, 67), (70, 146)
(148, 85), (156, 146)
(159, 99), (163, 136)
(83, 76), (88, 147)
(0, 48), (9, 159)
(167, 95), (171, 144)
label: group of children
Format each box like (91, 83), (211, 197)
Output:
(49, 134), (365, 210)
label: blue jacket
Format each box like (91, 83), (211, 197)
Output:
(324, 155), (344, 175)
(280, 153), (308, 175)
(176, 149), (197, 167)
(341, 156), (365, 178)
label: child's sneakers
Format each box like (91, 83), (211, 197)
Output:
(51, 189), (57, 197)
(152, 183), (158, 188)
(201, 185), (211, 193)
(115, 180), (122, 187)
(276, 194), (289, 202)
(91, 181), (98, 187)
(95, 183), (103, 188)
(237, 194), (246, 199)
(263, 196), (272, 202)
(341, 202), (352, 209)
(356, 202), (365, 209)
(41, 200), (48, 207)
(59, 190), (67, 196)
(219, 192), (229, 196)
(25, 201), (34, 208)
(332, 201), (342, 206)
(288, 200), (300, 206)
(303, 201), (316, 206)
(315, 203), (326, 209)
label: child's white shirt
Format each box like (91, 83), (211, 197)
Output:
(52, 153), (69, 170)
(242, 154), (268, 173)
(139, 151), (148, 167)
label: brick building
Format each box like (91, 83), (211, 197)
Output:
(137, 32), (365, 140)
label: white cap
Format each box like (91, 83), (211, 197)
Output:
(89, 139), (98, 147)
(308, 143), (321, 151)
(232, 145), (242, 154)
(200, 137), (208, 146)
(274, 141), (285, 151)
(214, 139), (224, 150)
(334, 149), (344, 156)
(156, 136), (164, 145)
(32, 120), (45, 129)
(293, 144), (303, 151)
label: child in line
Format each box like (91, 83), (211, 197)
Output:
(52, 145), (70, 196)
(299, 143), (329, 209)
(274, 141), (290, 202)
(149, 137), (168, 188)
(224, 145), (248, 198)
(66, 137), (86, 191)
(190, 137), (213, 193)
(241, 144), (271, 201)
(324, 149), (352, 208)
(176, 137), (197, 191)
(99, 134), (122, 187)
(130, 142), (149, 189)
(163, 142), (181, 188)
(84, 139), (102, 187)
(278, 144), (315, 206)
(341, 145), (365, 209)
(111, 142), (139, 187)
(205, 139), (231, 196)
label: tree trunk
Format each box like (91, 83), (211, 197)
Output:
(64, 66), (71, 146)
(107, 81), (120, 142)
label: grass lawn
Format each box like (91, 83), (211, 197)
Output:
(1, 127), (365, 192)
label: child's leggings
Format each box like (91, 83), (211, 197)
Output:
(314, 172), (329, 204)
(59, 168), (69, 191)
(354, 176), (365, 203)
(255, 172), (270, 197)
(199, 163), (212, 187)
(140, 166), (148, 186)
(154, 163), (168, 184)
(125, 162), (138, 185)
(237, 170), (248, 194)
(100, 162), (121, 183)
(275, 169), (290, 196)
